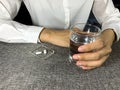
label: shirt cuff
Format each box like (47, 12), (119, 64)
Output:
(23, 26), (44, 43)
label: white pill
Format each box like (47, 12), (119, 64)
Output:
(35, 51), (42, 55)
(43, 49), (47, 54)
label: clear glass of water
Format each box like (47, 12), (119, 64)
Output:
(69, 23), (101, 63)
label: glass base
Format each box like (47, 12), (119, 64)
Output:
(69, 55), (76, 64)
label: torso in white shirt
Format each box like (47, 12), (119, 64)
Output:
(24, 0), (93, 29)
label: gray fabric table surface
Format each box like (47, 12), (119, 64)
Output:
(0, 41), (120, 90)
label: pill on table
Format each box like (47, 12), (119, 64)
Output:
(35, 51), (42, 55)
(43, 49), (47, 54)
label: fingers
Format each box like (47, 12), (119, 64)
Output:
(71, 33), (113, 70)
(76, 55), (109, 70)
(72, 38), (112, 70)
(78, 39), (105, 52)
(73, 46), (112, 61)
(73, 46), (111, 70)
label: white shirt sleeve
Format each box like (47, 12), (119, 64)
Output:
(93, 0), (120, 41)
(0, 0), (43, 43)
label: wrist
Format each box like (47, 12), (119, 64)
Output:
(102, 29), (115, 46)
(39, 28), (51, 43)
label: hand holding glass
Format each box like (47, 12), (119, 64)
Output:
(69, 23), (101, 63)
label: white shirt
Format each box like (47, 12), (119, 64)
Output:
(0, 0), (120, 43)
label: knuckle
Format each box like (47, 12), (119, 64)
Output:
(108, 48), (112, 53)
(80, 55), (86, 60)
(106, 47), (112, 54)
(97, 63), (103, 67)
(94, 53), (101, 60)
(96, 61), (103, 67)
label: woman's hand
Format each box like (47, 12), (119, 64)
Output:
(72, 29), (115, 70)
(39, 28), (70, 47)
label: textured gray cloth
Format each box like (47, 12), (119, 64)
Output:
(0, 41), (120, 90)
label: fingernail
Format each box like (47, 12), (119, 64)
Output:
(73, 55), (81, 60)
(73, 55), (78, 59)
(78, 47), (84, 52)
(82, 66), (88, 70)
(76, 61), (82, 66)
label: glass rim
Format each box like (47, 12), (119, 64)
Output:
(70, 23), (101, 35)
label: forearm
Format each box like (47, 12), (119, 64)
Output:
(39, 28), (70, 47)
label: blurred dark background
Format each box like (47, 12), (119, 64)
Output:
(14, 1), (120, 25)
(14, 2), (32, 25)
(113, 0), (120, 9)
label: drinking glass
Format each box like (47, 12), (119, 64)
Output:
(69, 23), (101, 63)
